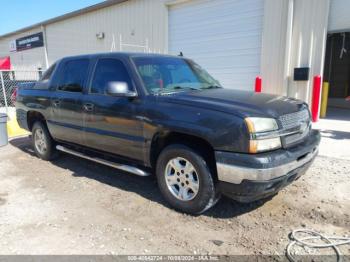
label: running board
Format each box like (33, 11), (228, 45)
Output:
(56, 145), (151, 177)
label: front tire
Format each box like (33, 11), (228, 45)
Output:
(156, 144), (219, 214)
(32, 121), (57, 161)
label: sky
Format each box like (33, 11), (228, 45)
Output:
(0, 0), (104, 35)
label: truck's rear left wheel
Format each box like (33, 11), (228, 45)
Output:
(32, 121), (58, 161)
(156, 144), (219, 215)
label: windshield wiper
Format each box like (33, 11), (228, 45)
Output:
(203, 85), (221, 89)
(155, 86), (201, 96)
(154, 86), (202, 95)
(173, 86), (201, 90)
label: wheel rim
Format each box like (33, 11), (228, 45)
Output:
(165, 157), (199, 201)
(34, 128), (47, 155)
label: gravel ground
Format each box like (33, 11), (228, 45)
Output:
(0, 136), (349, 257)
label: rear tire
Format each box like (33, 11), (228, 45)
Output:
(32, 121), (58, 161)
(156, 144), (220, 215)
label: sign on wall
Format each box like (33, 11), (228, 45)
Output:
(10, 32), (44, 52)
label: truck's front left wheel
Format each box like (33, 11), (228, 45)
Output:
(32, 122), (58, 161)
(156, 144), (219, 215)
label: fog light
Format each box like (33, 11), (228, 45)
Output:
(249, 137), (281, 153)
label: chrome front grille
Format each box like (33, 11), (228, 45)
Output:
(279, 109), (311, 147)
(279, 109), (310, 130)
(283, 125), (311, 145)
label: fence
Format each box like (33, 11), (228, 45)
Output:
(0, 70), (43, 110)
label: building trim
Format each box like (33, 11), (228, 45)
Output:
(41, 25), (49, 68)
(283, 0), (294, 96)
(164, 0), (191, 6)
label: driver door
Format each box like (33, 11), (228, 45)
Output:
(82, 57), (144, 162)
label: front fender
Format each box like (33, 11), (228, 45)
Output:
(141, 98), (249, 160)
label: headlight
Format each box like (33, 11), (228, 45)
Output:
(245, 117), (281, 153)
(245, 117), (279, 133)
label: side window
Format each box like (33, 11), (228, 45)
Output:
(57, 59), (89, 93)
(91, 58), (132, 95)
(41, 63), (56, 81)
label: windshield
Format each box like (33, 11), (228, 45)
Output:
(132, 56), (221, 94)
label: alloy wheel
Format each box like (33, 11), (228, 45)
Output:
(165, 157), (200, 201)
(34, 128), (47, 155)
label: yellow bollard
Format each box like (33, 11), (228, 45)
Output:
(320, 82), (329, 118)
(6, 108), (29, 138)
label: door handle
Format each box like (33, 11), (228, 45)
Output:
(83, 103), (94, 112)
(52, 99), (60, 107)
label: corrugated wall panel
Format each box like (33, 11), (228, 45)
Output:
(288, 0), (330, 105)
(262, 0), (332, 106)
(0, 0), (168, 69)
(0, 27), (46, 70)
(46, 0), (168, 64)
(260, 0), (290, 96)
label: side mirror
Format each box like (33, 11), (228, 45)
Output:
(106, 82), (137, 98)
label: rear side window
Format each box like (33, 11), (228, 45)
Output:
(57, 59), (89, 93)
(41, 63), (56, 81)
(91, 58), (132, 95)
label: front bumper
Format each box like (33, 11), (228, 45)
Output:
(215, 130), (320, 202)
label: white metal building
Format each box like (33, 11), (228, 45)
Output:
(0, 0), (350, 112)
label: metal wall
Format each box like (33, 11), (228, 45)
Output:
(287, 0), (330, 105)
(45, 0), (168, 64)
(0, 27), (46, 70)
(260, 0), (291, 96)
(261, 0), (330, 107)
(0, 0), (168, 70)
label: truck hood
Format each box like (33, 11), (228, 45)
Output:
(159, 88), (307, 118)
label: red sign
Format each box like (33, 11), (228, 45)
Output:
(0, 56), (11, 70)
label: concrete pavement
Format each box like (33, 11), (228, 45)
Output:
(313, 107), (350, 160)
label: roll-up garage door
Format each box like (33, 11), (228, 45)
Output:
(328, 0), (350, 32)
(168, 0), (264, 90)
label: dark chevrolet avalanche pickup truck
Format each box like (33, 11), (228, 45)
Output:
(16, 53), (320, 214)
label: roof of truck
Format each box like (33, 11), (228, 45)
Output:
(60, 52), (184, 60)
